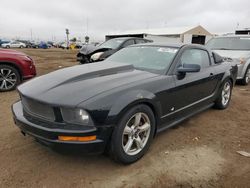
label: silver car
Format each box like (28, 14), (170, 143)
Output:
(206, 35), (250, 85)
(1, 41), (26, 48)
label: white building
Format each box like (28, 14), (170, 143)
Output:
(106, 25), (213, 45)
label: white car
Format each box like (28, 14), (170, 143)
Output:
(206, 35), (250, 85)
(2, 41), (26, 48)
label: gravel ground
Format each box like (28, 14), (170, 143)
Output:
(0, 48), (249, 188)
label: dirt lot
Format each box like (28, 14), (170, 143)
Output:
(0, 48), (249, 188)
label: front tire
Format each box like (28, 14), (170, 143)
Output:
(241, 66), (250, 85)
(214, 79), (232, 109)
(110, 104), (155, 164)
(0, 65), (21, 92)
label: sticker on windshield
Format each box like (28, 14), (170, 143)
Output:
(158, 48), (178, 53)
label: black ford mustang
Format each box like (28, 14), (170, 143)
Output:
(12, 43), (237, 164)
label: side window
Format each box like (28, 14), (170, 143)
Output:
(135, 39), (146, 44)
(180, 49), (210, 69)
(122, 40), (135, 48)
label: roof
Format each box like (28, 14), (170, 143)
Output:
(215, 35), (250, 38)
(135, 42), (184, 48)
(107, 25), (211, 36)
(108, 37), (142, 40)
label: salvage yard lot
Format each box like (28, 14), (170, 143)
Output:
(0, 48), (249, 188)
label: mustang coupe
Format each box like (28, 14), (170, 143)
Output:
(12, 43), (237, 164)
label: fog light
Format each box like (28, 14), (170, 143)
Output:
(58, 135), (96, 142)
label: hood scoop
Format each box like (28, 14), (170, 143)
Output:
(57, 63), (134, 86)
(18, 62), (135, 96)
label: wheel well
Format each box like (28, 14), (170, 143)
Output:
(117, 101), (159, 137)
(228, 77), (234, 87)
(0, 62), (22, 80)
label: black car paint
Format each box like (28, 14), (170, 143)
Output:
(12, 43), (238, 153)
(76, 37), (151, 64)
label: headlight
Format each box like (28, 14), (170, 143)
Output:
(90, 52), (104, 61)
(61, 108), (89, 125)
(240, 58), (246, 64)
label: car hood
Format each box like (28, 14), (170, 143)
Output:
(0, 49), (26, 56)
(18, 62), (158, 107)
(213, 50), (250, 59)
(79, 45), (112, 55)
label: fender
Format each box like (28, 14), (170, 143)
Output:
(241, 59), (250, 78)
(0, 60), (23, 76)
(106, 89), (161, 125)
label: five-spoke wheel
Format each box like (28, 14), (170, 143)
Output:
(110, 105), (155, 164)
(214, 79), (232, 109)
(221, 81), (231, 106)
(122, 112), (151, 156)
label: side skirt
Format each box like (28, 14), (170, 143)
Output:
(156, 103), (214, 134)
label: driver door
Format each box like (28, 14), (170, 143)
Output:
(160, 48), (219, 125)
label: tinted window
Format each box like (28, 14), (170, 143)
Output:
(180, 49), (210, 68)
(122, 40), (135, 48)
(99, 38), (126, 49)
(135, 39), (146, 44)
(107, 46), (179, 74)
(206, 37), (250, 50)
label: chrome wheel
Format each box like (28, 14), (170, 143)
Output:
(221, 82), (231, 106)
(122, 112), (151, 156)
(245, 68), (250, 83)
(0, 68), (17, 90)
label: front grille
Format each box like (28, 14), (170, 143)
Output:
(21, 96), (55, 121)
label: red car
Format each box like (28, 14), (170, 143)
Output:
(0, 49), (36, 91)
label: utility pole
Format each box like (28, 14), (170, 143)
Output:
(86, 17), (89, 36)
(30, 29), (33, 41)
(65, 28), (69, 49)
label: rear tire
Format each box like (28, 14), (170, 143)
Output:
(214, 79), (232, 109)
(109, 104), (155, 164)
(240, 66), (250, 85)
(0, 65), (21, 92)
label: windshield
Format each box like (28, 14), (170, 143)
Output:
(99, 38), (125, 49)
(106, 46), (178, 74)
(206, 37), (250, 50)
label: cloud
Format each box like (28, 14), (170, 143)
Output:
(0, 0), (249, 42)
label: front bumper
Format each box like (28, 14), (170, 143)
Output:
(12, 101), (113, 154)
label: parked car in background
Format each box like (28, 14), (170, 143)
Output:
(77, 43), (100, 60)
(77, 37), (152, 64)
(0, 49), (36, 91)
(0, 40), (11, 47)
(17, 40), (33, 48)
(38, 41), (51, 49)
(206, 35), (250, 85)
(12, 43), (237, 163)
(59, 42), (68, 49)
(2, 41), (26, 48)
(30, 41), (39, 48)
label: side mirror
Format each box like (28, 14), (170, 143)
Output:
(177, 64), (201, 73)
(212, 52), (223, 64)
